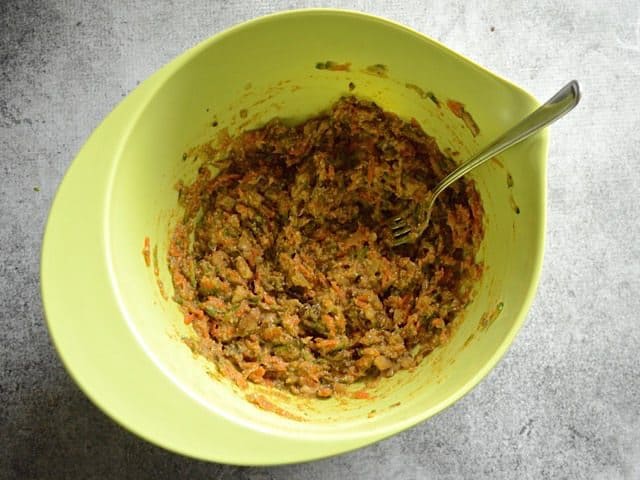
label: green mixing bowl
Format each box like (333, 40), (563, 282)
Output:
(41, 9), (547, 464)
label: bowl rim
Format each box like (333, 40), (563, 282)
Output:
(41, 8), (548, 464)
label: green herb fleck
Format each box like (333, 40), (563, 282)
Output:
(426, 91), (440, 106)
(364, 63), (388, 77)
(316, 60), (350, 71)
(204, 306), (221, 317)
(247, 296), (260, 306)
(405, 83), (428, 99)
(420, 312), (438, 325)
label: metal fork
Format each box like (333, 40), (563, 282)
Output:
(390, 80), (581, 246)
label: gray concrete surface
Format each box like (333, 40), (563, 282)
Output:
(1, 0), (639, 478)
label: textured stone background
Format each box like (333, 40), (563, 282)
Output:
(1, 0), (639, 478)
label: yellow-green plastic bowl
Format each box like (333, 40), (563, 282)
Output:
(41, 9), (547, 465)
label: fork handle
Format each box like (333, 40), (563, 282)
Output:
(429, 80), (581, 205)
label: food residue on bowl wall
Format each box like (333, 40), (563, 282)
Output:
(463, 332), (475, 348)
(144, 241), (168, 300)
(510, 196), (520, 215)
(352, 390), (372, 400)
(479, 301), (504, 330)
(315, 60), (351, 71)
(245, 393), (306, 421)
(404, 83), (440, 107)
(506, 172), (520, 214)
(446, 99), (480, 137)
(142, 237), (151, 267)
(143, 237), (169, 299)
(183, 142), (218, 164)
(363, 63), (388, 77)
(443, 147), (460, 159)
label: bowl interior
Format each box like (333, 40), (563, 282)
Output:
(106, 11), (545, 436)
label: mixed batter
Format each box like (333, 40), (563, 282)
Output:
(167, 96), (483, 397)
